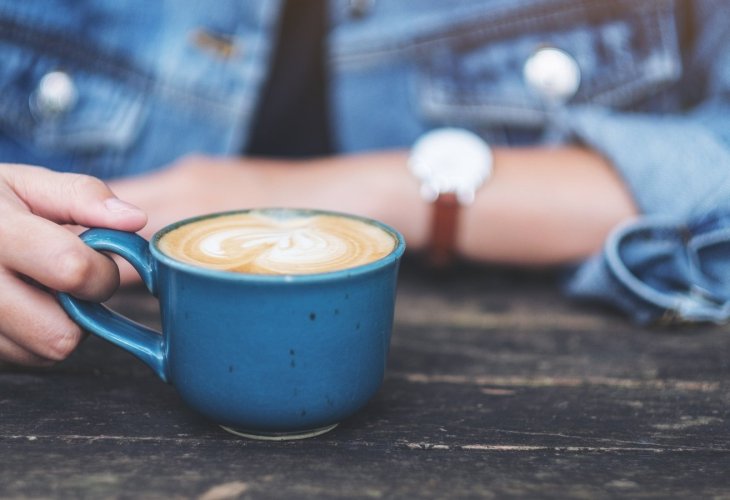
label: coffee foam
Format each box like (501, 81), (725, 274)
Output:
(158, 212), (397, 275)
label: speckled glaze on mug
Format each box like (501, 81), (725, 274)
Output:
(59, 208), (406, 440)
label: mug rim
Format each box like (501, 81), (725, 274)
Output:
(149, 208), (406, 282)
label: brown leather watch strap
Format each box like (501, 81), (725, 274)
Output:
(428, 192), (460, 267)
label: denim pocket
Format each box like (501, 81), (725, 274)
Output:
(331, 0), (681, 141)
(0, 15), (148, 157)
(416, 0), (682, 129)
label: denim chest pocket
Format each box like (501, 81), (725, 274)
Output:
(418, 0), (682, 129)
(0, 20), (148, 159)
(332, 0), (681, 137)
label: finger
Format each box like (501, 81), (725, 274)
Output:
(0, 213), (120, 301)
(0, 268), (85, 362)
(1, 164), (147, 231)
(0, 334), (54, 367)
(60, 224), (142, 287)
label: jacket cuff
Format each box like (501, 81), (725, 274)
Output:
(565, 214), (730, 324)
(561, 106), (730, 323)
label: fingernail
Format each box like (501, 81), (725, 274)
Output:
(104, 197), (144, 214)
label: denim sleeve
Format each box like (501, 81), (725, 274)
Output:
(562, 0), (730, 324)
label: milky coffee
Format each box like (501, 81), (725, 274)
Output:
(158, 211), (397, 275)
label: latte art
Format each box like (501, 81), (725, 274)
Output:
(158, 212), (397, 275)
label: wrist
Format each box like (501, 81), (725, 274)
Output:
(409, 129), (494, 265)
(297, 153), (430, 250)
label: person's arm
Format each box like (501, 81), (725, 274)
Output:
(0, 145), (633, 366)
(460, 146), (637, 264)
(281, 146), (638, 265)
(110, 145), (636, 275)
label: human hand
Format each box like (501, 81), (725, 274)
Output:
(0, 164), (146, 366)
(110, 155), (271, 243)
(110, 153), (428, 283)
(109, 152), (428, 283)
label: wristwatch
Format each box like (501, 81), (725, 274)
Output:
(408, 128), (493, 266)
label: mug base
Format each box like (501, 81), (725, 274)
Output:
(219, 422), (338, 440)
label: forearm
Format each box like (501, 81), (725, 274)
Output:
(300, 146), (637, 265)
(460, 147), (638, 264)
(112, 146), (637, 268)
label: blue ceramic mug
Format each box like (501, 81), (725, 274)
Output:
(59, 208), (406, 439)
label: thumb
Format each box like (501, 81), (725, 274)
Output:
(3, 164), (147, 231)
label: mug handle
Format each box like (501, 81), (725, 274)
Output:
(57, 229), (169, 382)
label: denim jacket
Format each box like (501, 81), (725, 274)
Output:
(1, 0), (729, 324)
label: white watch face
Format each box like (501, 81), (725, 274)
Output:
(409, 128), (493, 203)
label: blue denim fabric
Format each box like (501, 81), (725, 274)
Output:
(567, 213), (730, 324)
(0, 0), (280, 177)
(0, 0), (729, 323)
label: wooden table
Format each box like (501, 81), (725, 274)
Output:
(2, 258), (730, 498)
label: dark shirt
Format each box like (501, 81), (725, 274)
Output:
(245, 0), (332, 158)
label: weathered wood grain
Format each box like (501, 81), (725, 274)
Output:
(2, 258), (729, 498)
